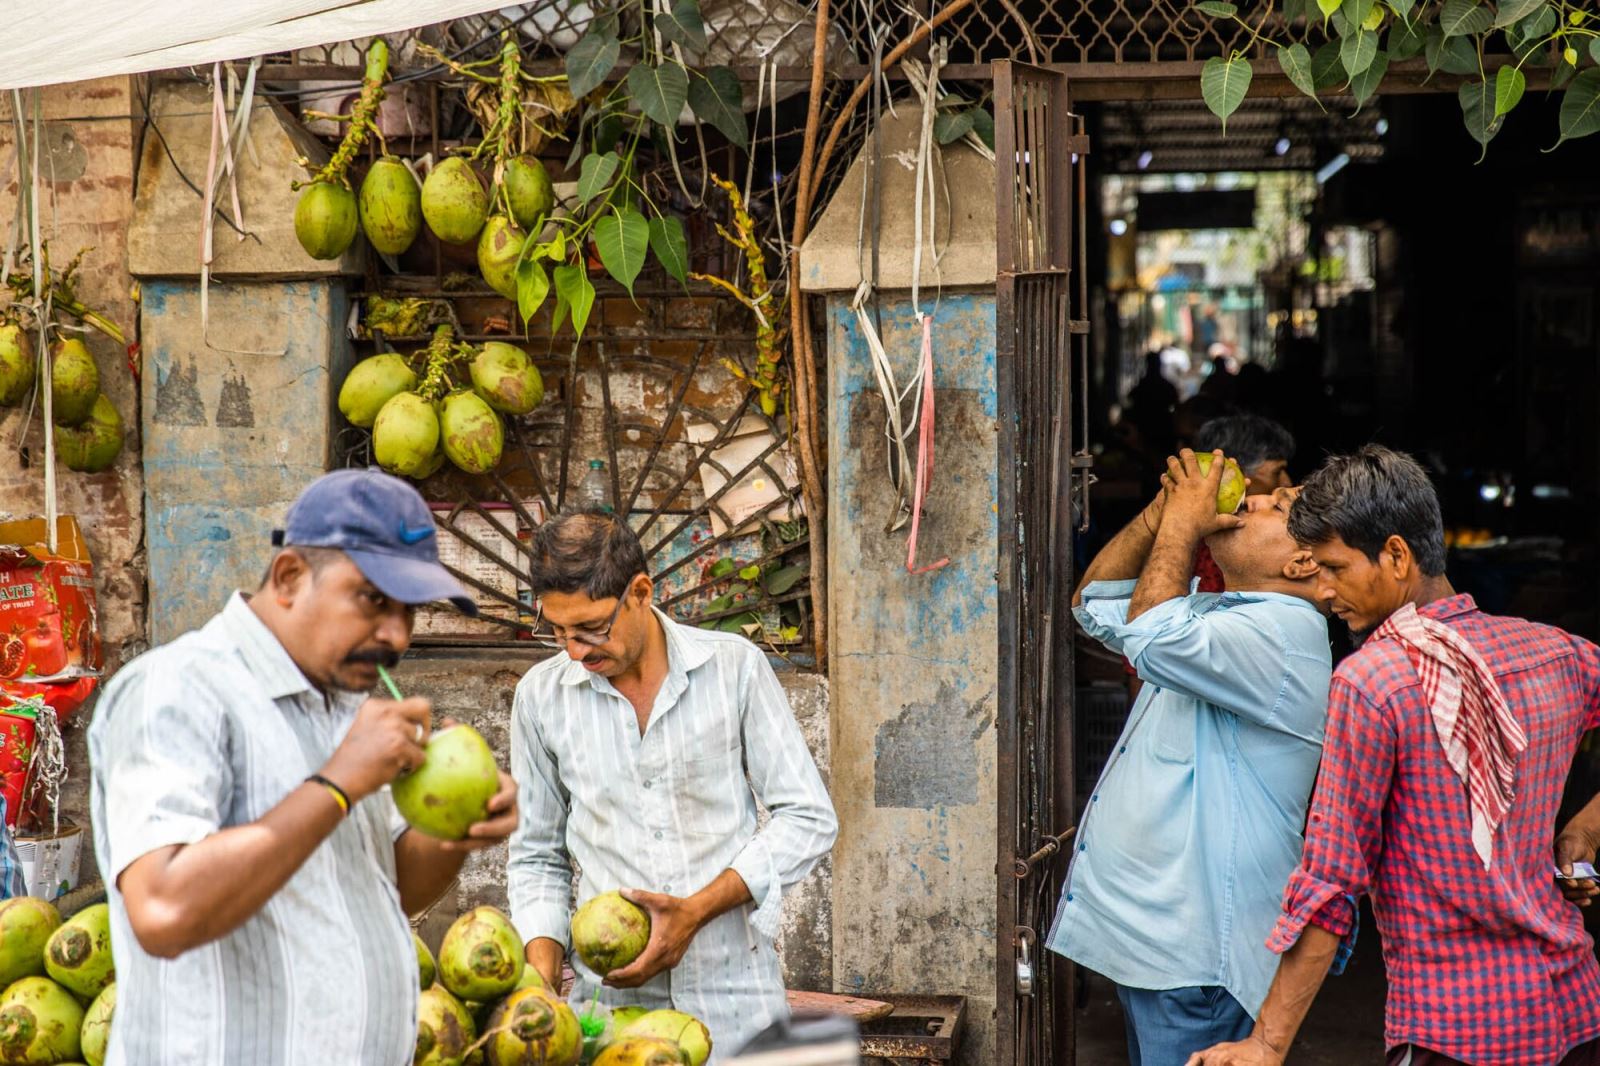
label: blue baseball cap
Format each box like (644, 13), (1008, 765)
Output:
(271, 468), (477, 615)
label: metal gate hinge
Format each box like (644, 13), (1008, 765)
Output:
(1068, 319), (1090, 335)
(1065, 134), (1091, 155)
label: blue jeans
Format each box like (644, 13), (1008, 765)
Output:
(1115, 983), (1253, 1066)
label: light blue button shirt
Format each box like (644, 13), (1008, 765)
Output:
(1046, 579), (1331, 1016)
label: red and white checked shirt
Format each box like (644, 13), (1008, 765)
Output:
(1270, 595), (1600, 1066)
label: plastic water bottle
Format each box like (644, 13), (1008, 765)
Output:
(578, 459), (612, 512)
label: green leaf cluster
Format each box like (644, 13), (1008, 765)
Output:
(1191, 0), (1600, 155)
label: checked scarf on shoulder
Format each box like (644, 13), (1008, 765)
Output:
(1373, 602), (1527, 870)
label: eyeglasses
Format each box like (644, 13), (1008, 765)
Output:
(529, 595), (627, 650)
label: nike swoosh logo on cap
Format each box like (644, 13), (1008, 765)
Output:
(398, 523), (435, 545)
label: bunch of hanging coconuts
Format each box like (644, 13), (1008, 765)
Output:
(0, 322), (124, 474)
(340, 323), (542, 480)
(291, 38), (556, 303)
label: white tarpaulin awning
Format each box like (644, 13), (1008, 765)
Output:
(2, 1), (520, 90)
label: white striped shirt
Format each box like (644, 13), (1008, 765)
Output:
(507, 609), (837, 1061)
(88, 594), (417, 1066)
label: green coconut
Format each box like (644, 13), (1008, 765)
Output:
(571, 893), (650, 978)
(50, 339), (98, 428)
(54, 394), (124, 473)
(78, 983), (113, 1066)
(620, 1012), (710, 1066)
(339, 353), (418, 429)
(593, 1038), (687, 1066)
(422, 158), (490, 245)
(0, 977), (84, 1065)
(1193, 452), (1249, 515)
(45, 903), (114, 1001)
(0, 898), (62, 988)
(440, 391), (504, 475)
(502, 156), (555, 232)
(294, 180), (359, 260)
(608, 1006), (650, 1031)
(0, 323), (36, 407)
(476, 216), (526, 301)
(372, 392), (441, 478)
(488, 988), (583, 1066)
(416, 985), (476, 1066)
(416, 932), (437, 991)
(437, 906), (524, 1003)
(358, 157), (423, 256)
(393, 725), (500, 840)
(470, 342), (543, 416)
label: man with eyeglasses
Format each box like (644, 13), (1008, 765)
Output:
(506, 510), (837, 1062)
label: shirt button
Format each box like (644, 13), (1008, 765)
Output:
(1092, 794), (1099, 803)
(1079, 844), (1087, 852)
(1065, 894), (1074, 902)
(643, 779), (653, 789)
(654, 831), (663, 840)
(1119, 746), (1126, 753)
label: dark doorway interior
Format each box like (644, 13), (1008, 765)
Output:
(1070, 88), (1600, 1062)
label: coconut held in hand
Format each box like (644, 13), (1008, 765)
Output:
(1193, 452), (1248, 515)
(392, 724), (499, 840)
(570, 892), (651, 977)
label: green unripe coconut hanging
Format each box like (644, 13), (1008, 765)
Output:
(372, 392), (441, 478)
(415, 985), (475, 1066)
(488, 987), (583, 1066)
(440, 391), (504, 475)
(359, 157), (423, 256)
(620, 1012), (711, 1066)
(470, 342), (543, 416)
(1193, 452), (1248, 515)
(422, 158), (490, 245)
(476, 215), (525, 301)
(51, 339), (99, 428)
(79, 983), (113, 1066)
(54, 394), (124, 473)
(0, 323), (36, 407)
(571, 892), (651, 977)
(339, 353), (418, 429)
(45, 902), (115, 1000)
(0, 897), (62, 988)
(502, 156), (555, 233)
(0, 976), (84, 1065)
(294, 180), (359, 260)
(437, 906), (524, 1003)
(593, 1037), (688, 1066)
(393, 724), (500, 840)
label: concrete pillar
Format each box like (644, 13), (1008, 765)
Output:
(800, 108), (999, 1064)
(127, 83), (360, 642)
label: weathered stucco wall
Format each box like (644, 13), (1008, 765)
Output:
(0, 79), (145, 874)
(136, 279), (350, 643)
(825, 291), (999, 1065)
(394, 651), (835, 992)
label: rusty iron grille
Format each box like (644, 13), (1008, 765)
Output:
(336, 271), (813, 656)
(994, 59), (1090, 1066)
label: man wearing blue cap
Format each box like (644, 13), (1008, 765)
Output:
(88, 469), (518, 1065)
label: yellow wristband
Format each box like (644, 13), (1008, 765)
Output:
(307, 774), (350, 816)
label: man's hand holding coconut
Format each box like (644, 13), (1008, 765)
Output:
(507, 511), (838, 1061)
(88, 470), (518, 1064)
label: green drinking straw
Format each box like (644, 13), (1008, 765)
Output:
(377, 664), (404, 700)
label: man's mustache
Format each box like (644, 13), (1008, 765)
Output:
(345, 648), (401, 668)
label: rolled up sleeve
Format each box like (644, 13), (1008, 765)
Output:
(1075, 581), (1316, 727)
(91, 670), (231, 881)
(729, 650), (837, 939)
(1268, 678), (1394, 971)
(506, 682), (576, 950)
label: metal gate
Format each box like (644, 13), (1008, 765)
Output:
(994, 60), (1093, 1066)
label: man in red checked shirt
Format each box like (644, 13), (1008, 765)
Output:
(1188, 445), (1600, 1066)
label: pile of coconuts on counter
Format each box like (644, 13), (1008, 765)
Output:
(0, 897), (116, 1065)
(398, 725), (711, 1066)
